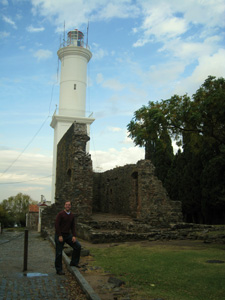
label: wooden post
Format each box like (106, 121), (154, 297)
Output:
(23, 229), (28, 272)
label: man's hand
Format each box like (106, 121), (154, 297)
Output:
(59, 236), (63, 242)
(72, 236), (76, 243)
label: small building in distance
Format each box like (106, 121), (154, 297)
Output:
(26, 204), (39, 230)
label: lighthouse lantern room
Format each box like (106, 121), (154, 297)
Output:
(67, 29), (84, 46)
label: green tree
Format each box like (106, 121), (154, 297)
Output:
(127, 102), (174, 182)
(127, 76), (225, 224)
(2, 193), (36, 227)
(0, 204), (8, 227)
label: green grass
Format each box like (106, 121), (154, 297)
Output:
(89, 242), (225, 300)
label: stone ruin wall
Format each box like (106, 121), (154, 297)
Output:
(41, 122), (93, 233)
(42, 122), (183, 235)
(54, 122), (93, 222)
(93, 160), (183, 226)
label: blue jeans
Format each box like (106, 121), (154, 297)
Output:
(55, 233), (81, 272)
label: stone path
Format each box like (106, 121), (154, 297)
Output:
(0, 230), (87, 300)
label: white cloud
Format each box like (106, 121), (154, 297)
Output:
(180, 0), (225, 28)
(122, 130), (136, 145)
(108, 127), (122, 132)
(0, 150), (52, 176)
(174, 49), (225, 96)
(143, 8), (187, 39)
(91, 146), (144, 172)
(160, 35), (222, 62)
(0, 149), (52, 202)
(133, 0), (225, 49)
(1, 0), (8, 5)
(90, 128), (145, 172)
(146, 61), (186, 87)
(27, 25), (45, 32)
(138, 0), (225, 28)
(33, 49), (53, 60)
(133, 2), (188, 47)
(133, 38), (149, 48)
(2, 15), (17, 29)
(31, 0), (93, 31)
(31, 0), (140, 31)
(130, 1), (225, 98)
(92, 1), (140, 20)
(92, 47), (108, 60)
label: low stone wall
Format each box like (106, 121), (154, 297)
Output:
(76, 221), (225, 244)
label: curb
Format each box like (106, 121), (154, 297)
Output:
(49, 236), (101, 300)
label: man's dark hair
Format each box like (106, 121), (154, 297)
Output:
(64, 200), (71, 205)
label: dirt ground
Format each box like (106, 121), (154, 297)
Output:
(77, 239), (214, 300)
(79, 240), (135, 300)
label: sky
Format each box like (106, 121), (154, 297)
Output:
(0, 0), (225, 203)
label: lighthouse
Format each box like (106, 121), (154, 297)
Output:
(50, 29), (94, 203)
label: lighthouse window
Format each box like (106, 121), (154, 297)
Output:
(74, 84), (76, 90)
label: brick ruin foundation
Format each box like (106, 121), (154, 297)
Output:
(42, 122), (186, 242)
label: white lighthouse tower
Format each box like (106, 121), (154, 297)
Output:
(50, 29), (94, 203)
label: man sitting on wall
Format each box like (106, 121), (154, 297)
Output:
(55, 200), (81, 275)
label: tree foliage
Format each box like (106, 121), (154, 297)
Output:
(127, 101), (174, 181)
(1, 193), (36, 227)
(127, 76), (225, 224)
(0, 204), (8, 227)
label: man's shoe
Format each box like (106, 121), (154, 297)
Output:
(56, 271), (65, 275)
(70, 262), (81, 268)
(75, 264), (81, 268)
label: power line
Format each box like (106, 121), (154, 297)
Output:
(0, 115), (50, 177)
(1, 65), (59, 179)
(0, 175), (52, 185)
(0, 46), (59, 188)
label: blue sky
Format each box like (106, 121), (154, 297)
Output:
(0, 0), (225, 203)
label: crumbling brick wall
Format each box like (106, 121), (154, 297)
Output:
(93, 160), (183, 226)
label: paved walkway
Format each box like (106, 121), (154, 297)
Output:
(0, 230), (87, 300)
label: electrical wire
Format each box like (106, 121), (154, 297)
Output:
(0, 175), (52, 185)
(0, 54), (59, 182)
(0, 115), (50, 177)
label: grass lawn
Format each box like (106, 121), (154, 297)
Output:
(89, 241), (225, 300)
